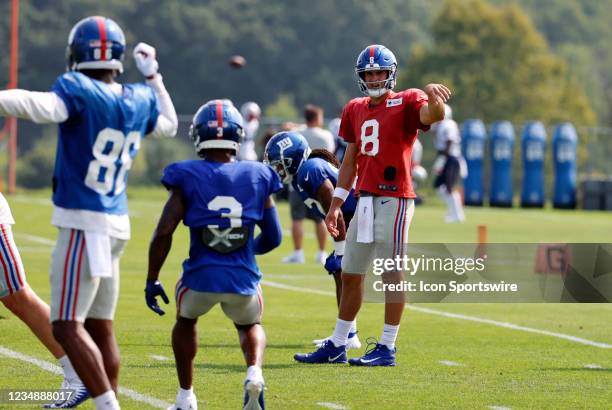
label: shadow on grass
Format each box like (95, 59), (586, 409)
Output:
(537, 367), (611, 372)
(126, 362), (296, 372)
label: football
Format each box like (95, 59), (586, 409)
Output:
(228, 55), (246, 68)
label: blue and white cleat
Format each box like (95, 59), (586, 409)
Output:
(348, 338), (396, 367)
(313, 331), (361, 350)
(294, 340), (347, 364)
(243, 380), (265, 410)
(43, 378), (90, 408)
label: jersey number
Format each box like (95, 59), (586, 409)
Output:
(360, 119), (379, 156)
(208, 196), (243, 227)
(85, 128), (141, 195)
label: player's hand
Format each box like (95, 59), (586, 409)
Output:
(133, 42), (159, 78)
(424, 83), (451, 103)
(324, 251), (343, 275)
(145, 279), (169, 316)
(325, 206), (341, 238)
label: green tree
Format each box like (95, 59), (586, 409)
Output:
(398, 0), (596, 126)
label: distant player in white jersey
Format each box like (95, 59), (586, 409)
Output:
(433, 104), (466, 222)
(238, 101), (261, 161)
(0, 194), (86, 408)
(0, 16), (177, 409)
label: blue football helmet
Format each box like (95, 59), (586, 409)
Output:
(264, 132), (311, 184)
(190, 99), (245, 156)
(67, 16), (126, 73)
(355, 44), (397, 97)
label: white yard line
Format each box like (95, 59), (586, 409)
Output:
(15, 233), (55, 246)
(488, 406), (512, 410)
(0, 346), (171, 409)
(439, 360), (463, 367)
(262, 280), (612, 349)
(316, 402), (349, 409)
(584, 364), (603, 369)
(149, 354), (171, 361)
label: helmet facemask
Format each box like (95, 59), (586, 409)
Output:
(356, 67), (396, 97)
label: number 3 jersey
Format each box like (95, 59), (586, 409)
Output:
(339, 89), (430, 198)
(51, 71), (159, 216)
(162, 160), (282, 295)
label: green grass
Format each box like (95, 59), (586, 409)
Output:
(0, 188), (611, 409)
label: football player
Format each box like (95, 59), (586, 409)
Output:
(295, 44), (449, 366)
(264, 131), (361, 350)
(0, 16), (177, 409)
(238, 101), (261, 161)
(145, 100), (282, 410)
(432, 104), (466, 222)
(0, 193), (87, 407)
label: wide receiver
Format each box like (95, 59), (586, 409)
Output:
(0, 16), (177, 408)
(295, 44), (450, 366)
(146, 100), (282, 410)
(264, 131), (361, 350)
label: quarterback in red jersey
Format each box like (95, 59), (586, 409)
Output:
(295, 44), (450, 366)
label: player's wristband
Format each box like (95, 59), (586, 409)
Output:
(333, 187), (350, 202)
(333, 240), (346, 256)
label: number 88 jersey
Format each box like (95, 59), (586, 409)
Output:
(339, 89), (430, 198)
(51, 71), (159, 215)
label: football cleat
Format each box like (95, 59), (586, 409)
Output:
(281, 252), (305, 264)
(348, 337), (396, 367)
(313, 331), (361, 350)
(243, 380), (265, 410)
(43, 378), (90, 408)
(167, 393), (197, 410)
(294, 340), (347, 364)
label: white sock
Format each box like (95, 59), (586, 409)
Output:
(451, 191), (465, 221)
(246, 365), (264, 384)
(295, 249), (304, 257)
(93, 390), (119, 410)
(177, 387), (194, 402)
(437, 188), (454, 217)
(59, 355), (78, 381)
(330, 318), (353, 347)
(380, 323), (400, 349)
(350, 322), (357, 335)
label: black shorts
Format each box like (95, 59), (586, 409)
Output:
(289, 189), (323, 222)
(434, 155), (460, 190)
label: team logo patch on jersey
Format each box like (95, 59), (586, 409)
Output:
(386, 98), (403, 108)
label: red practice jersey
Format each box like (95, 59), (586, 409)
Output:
(339, 89), (430, 198)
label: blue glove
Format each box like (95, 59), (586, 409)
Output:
(145, 279), (169, 316)
(324, 251), (343, 275)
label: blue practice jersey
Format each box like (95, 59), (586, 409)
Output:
(52, 71), (159, 215)
(292, 157), (357, 219)
(162, 160), (282, 295)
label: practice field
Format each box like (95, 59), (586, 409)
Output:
(0, 188), (610, 409)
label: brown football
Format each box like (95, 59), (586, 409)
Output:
(229, 55), (246, 68)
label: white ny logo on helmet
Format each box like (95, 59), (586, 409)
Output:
(277, 137), (293, 151)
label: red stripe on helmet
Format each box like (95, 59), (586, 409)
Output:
(96, 17), (107, 61)
(216, 100), (224, 138)
(369, 46), (375, 59)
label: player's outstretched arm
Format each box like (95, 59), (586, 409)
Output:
(134, 42), (178, 138)
(316, 179), (346, 241)
(326, 142), (357, 237)
(146, 187), (185, 315)
(419, 83), (451, 125)
(0, 89), (68, 124)
(254, 195), (282, 255)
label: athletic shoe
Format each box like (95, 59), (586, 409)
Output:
(348, 337), (396, 367)
(167, 392), (198, 410)
(43, 378), (90, 408)
(294, 340), (347, 364)
(313, 331), (362, 350)
(243, 380), (265, 410)
(281, 252), (305, 264)
(315, 251), (328, 264)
